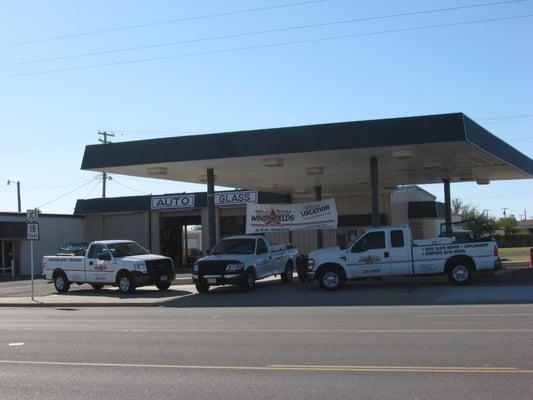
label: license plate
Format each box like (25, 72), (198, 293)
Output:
(207, 278), (217, 284)
(160, 276), (167, 281)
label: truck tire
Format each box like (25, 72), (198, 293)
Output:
(195, 281), (210, 294)
(281, 262), (294, 284)
(91, 283), (104, 290)
(117, 272), (136, 294)
(318, 266), (345, 291)
(54, 271), (70, 293)
(240, 269), (256, 292)
(447, 262), (474, 285)
(156, 282), (171, 291)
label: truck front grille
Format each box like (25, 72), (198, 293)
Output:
(145, 259), (173, 278)
(198, 260), (240, 276)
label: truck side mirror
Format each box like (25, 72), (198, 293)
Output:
(98, 253), (111, 261)
(205, 248), (211, 255)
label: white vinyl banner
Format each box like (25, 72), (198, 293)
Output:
(246, 198), (338, 233)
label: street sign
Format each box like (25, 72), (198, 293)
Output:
(27, 209), (38, 221)
(27, 222), (39, 241)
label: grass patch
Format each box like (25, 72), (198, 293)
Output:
(499, 247), (532, 262)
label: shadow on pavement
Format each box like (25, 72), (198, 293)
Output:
(160, 268), (533, 308)
(61, 287), (192, 299)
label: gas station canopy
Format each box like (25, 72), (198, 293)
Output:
(81, 113), (532, 194)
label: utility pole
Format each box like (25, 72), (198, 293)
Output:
(482, 209), (492, 218)
(501, 208), (508, 217)
(7, 180), (21, 212)
(98, 131), (114, 198)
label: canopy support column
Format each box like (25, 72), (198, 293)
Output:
(370, 157), (380, 226)
(207, 168), (216, 249)
(443, 177), (452, 237)
(315, 185), (323, 249)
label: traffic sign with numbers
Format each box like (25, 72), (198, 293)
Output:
(27, 222), (39, 241)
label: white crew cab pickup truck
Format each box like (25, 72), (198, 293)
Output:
(42, 240), (175, 294)
(192, 235), (299, 293)
(304, 225), (501, 290)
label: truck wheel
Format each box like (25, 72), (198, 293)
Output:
(156, 282), (171, 291)
(448, 262), (473, 285)
(91, 283), (104, 290)
(240, 269), (256, 292)
(54, 271), (70, 293)
(318, 266), (344, 291)
(195, 281), (210, 294)
(281, 262), (294, 284)
(117, 272), (136, 294)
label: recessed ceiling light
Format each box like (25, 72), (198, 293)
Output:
(393, 150), (414, 159)
(198, 174), (217, 183)
(147, 167), (167, 175)
(305, 166), (325, 175)
(263, 158), (284, 167)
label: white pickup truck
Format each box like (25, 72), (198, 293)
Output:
(42, 240), (175, 294)
(303, 225), (501, 290)
(192, 235), (299, 293)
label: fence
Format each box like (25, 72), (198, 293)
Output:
(496, 235), (533, 248)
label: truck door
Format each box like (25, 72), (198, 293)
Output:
(347, 231), (390, 278)
(255, 238), (271, 278)
(86, 244), (113, 283)
(389, 229), (412, 276)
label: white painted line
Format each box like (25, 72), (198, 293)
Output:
(417, 314), (533, 318)
(8, 343), (24, 346)
(0, 360), (531, 374)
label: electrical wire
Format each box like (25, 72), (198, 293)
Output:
(81, 177), (103, 199)
(112, 179), (149, 195)
(9, 13), (533, 77)
(37, 176), (100, 209)
(10, 0), (529, 66)
(1, 0), (326, 47)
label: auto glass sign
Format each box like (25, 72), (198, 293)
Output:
(151, 194), (195, 209)
(246, 198), (338, 233)
(215, 191), (257, 206)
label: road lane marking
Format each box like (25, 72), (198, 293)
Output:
(417, 314), (533, 318)
(0, 360), (532, 374)
(1, 327), (533, 334)
(8, 343), (24, 346)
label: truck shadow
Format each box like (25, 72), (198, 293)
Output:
(63, 287), (192, 299)
(161, 268), (533, 308)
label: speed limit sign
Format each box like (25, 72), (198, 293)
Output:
(27, 222), (40, 241)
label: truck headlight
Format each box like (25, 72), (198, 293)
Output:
(133, 263), (147, 274)
(307, 258), (315, 271)
(225, 263), (244, 273)
(193, 263), (199, 273)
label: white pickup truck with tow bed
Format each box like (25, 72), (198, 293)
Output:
(42, 240), (175, 294)
(303, 225), (501, 290)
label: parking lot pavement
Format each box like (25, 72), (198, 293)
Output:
(0, 273), (192, 299)
(1, 267), (532, 308)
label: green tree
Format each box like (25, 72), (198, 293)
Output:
(454, 200), (498, 238)
(497, 216), (518, 235)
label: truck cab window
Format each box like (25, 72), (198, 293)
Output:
(352, 231), (385, 252)
(256, 239), (268, 255)
(88, 244), (106, 259)
(390, 230), (405, 248)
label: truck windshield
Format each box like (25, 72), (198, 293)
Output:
(212, 239), (256, 255)
(107, 242), (149, 257)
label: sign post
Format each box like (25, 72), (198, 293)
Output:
(26, 210), (39, 301)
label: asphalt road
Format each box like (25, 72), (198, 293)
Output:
(1, 303), (533, 399)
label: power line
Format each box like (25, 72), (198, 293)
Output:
(37, 177), (100, 209)
(81, 177), (103, 199)
(112, 179), (149, 195)
(0, 0), (326, 47)
(10, 0), (529, 66)
(10, 13), (533, 77)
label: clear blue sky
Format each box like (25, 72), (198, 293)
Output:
(1, 0), (531, 218)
